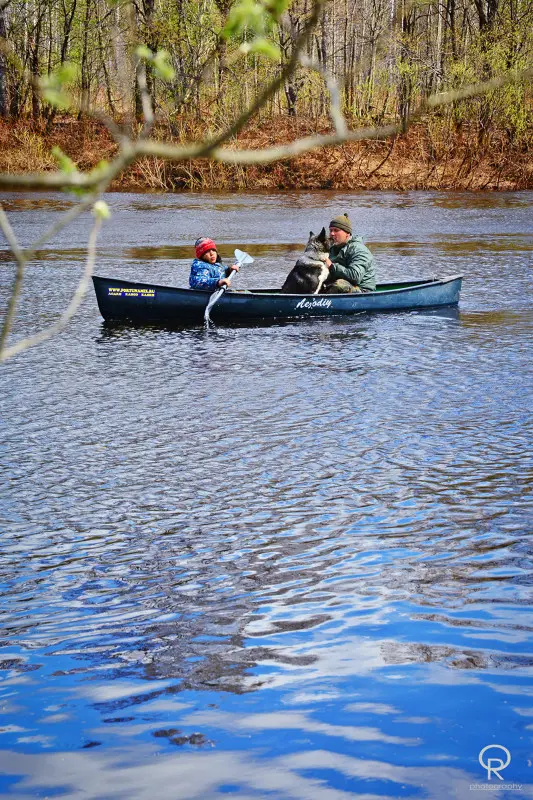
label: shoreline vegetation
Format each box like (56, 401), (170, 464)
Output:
(2, 116), (532, 192)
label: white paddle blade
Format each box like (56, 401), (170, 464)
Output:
(234, 248), (254, 265)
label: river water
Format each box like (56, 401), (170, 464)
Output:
(1, 191), (532, 799)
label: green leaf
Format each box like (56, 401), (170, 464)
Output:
(264, 0), (290, 21)
(39, 61), (79, 109)
(51, 146), (77, 175)
(223, 0), (266, 39)
(93, 200), (111, 220)
(40, 87), (71, 109)
(55, 62), (79, 84)
(242, 37), (281, 60)
(152, 50), (175, 82)
(134, 45), (175, 82)
(88, 160), (110, 181)
(135, 45), (153, 62)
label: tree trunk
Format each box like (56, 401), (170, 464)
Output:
(279, 9), (302, 117)
(79, 0), (92, 118)
(96, 0), (115, 115)
(213, 0), (230, 115)
(0, 7), (8, 117)
(435, 0), (442, 89)
(31, 3), (43, 121)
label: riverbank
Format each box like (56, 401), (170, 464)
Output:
(1, 116), (532, 191)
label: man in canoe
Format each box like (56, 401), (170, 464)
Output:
(322, 213), (376, 293)
(189, 237), (239, 291)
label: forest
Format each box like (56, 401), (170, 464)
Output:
(0, 0), (532, 190)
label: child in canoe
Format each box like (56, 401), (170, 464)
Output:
(189, 237), (239, 291)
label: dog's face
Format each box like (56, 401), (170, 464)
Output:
(306, 227), (331, 259)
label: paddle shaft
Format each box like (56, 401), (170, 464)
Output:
(204, 249), (254, 323)
(204, 265), (238, 322)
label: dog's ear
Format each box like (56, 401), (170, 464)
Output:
(318, 227), (327, 242)
(309, 230), (314, 238)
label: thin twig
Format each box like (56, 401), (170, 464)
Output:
(0, 214), (103, 362)
(91, 110), (129, 146)
(24, 193), (98, 258)
(0, 206), (27, 356)
(366, 135), (397, 179)
(136, 60), (155, 138)
(300, 55), (347, 137)
(0, 170), (119, 361)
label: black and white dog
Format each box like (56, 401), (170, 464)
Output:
(281, 228), (331, 294)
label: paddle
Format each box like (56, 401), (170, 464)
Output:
(204, 248), (254, 324)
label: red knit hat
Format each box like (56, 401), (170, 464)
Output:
(195, 237), (217, 259)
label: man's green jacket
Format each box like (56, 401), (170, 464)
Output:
(328, 235), (376, 291)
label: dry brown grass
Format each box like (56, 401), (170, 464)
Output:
(0, 122), (55, 173)
(0, 118), (118, 177)
(1, 115), (532, 191)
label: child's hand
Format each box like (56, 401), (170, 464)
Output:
(230, 264), (239, 272)
(218, 277), (231, 287)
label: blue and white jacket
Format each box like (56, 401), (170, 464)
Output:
(189, 258), (228, 291)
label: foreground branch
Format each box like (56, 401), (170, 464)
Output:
(0, 213), (103, 361)
(0, 188), (112, 361)
(0, 207), (27, 355)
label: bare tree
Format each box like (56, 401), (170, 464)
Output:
(0, 2), (8, 117)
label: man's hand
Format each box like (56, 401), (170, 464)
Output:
(325, 257), (333, 268)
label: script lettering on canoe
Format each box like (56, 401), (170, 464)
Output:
(108, 287), (156, 298)
(294, 298), (333, 310)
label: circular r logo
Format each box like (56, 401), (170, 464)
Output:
(479, 745), (511, 780)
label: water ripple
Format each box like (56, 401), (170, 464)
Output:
(1, 190), (532, 797)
